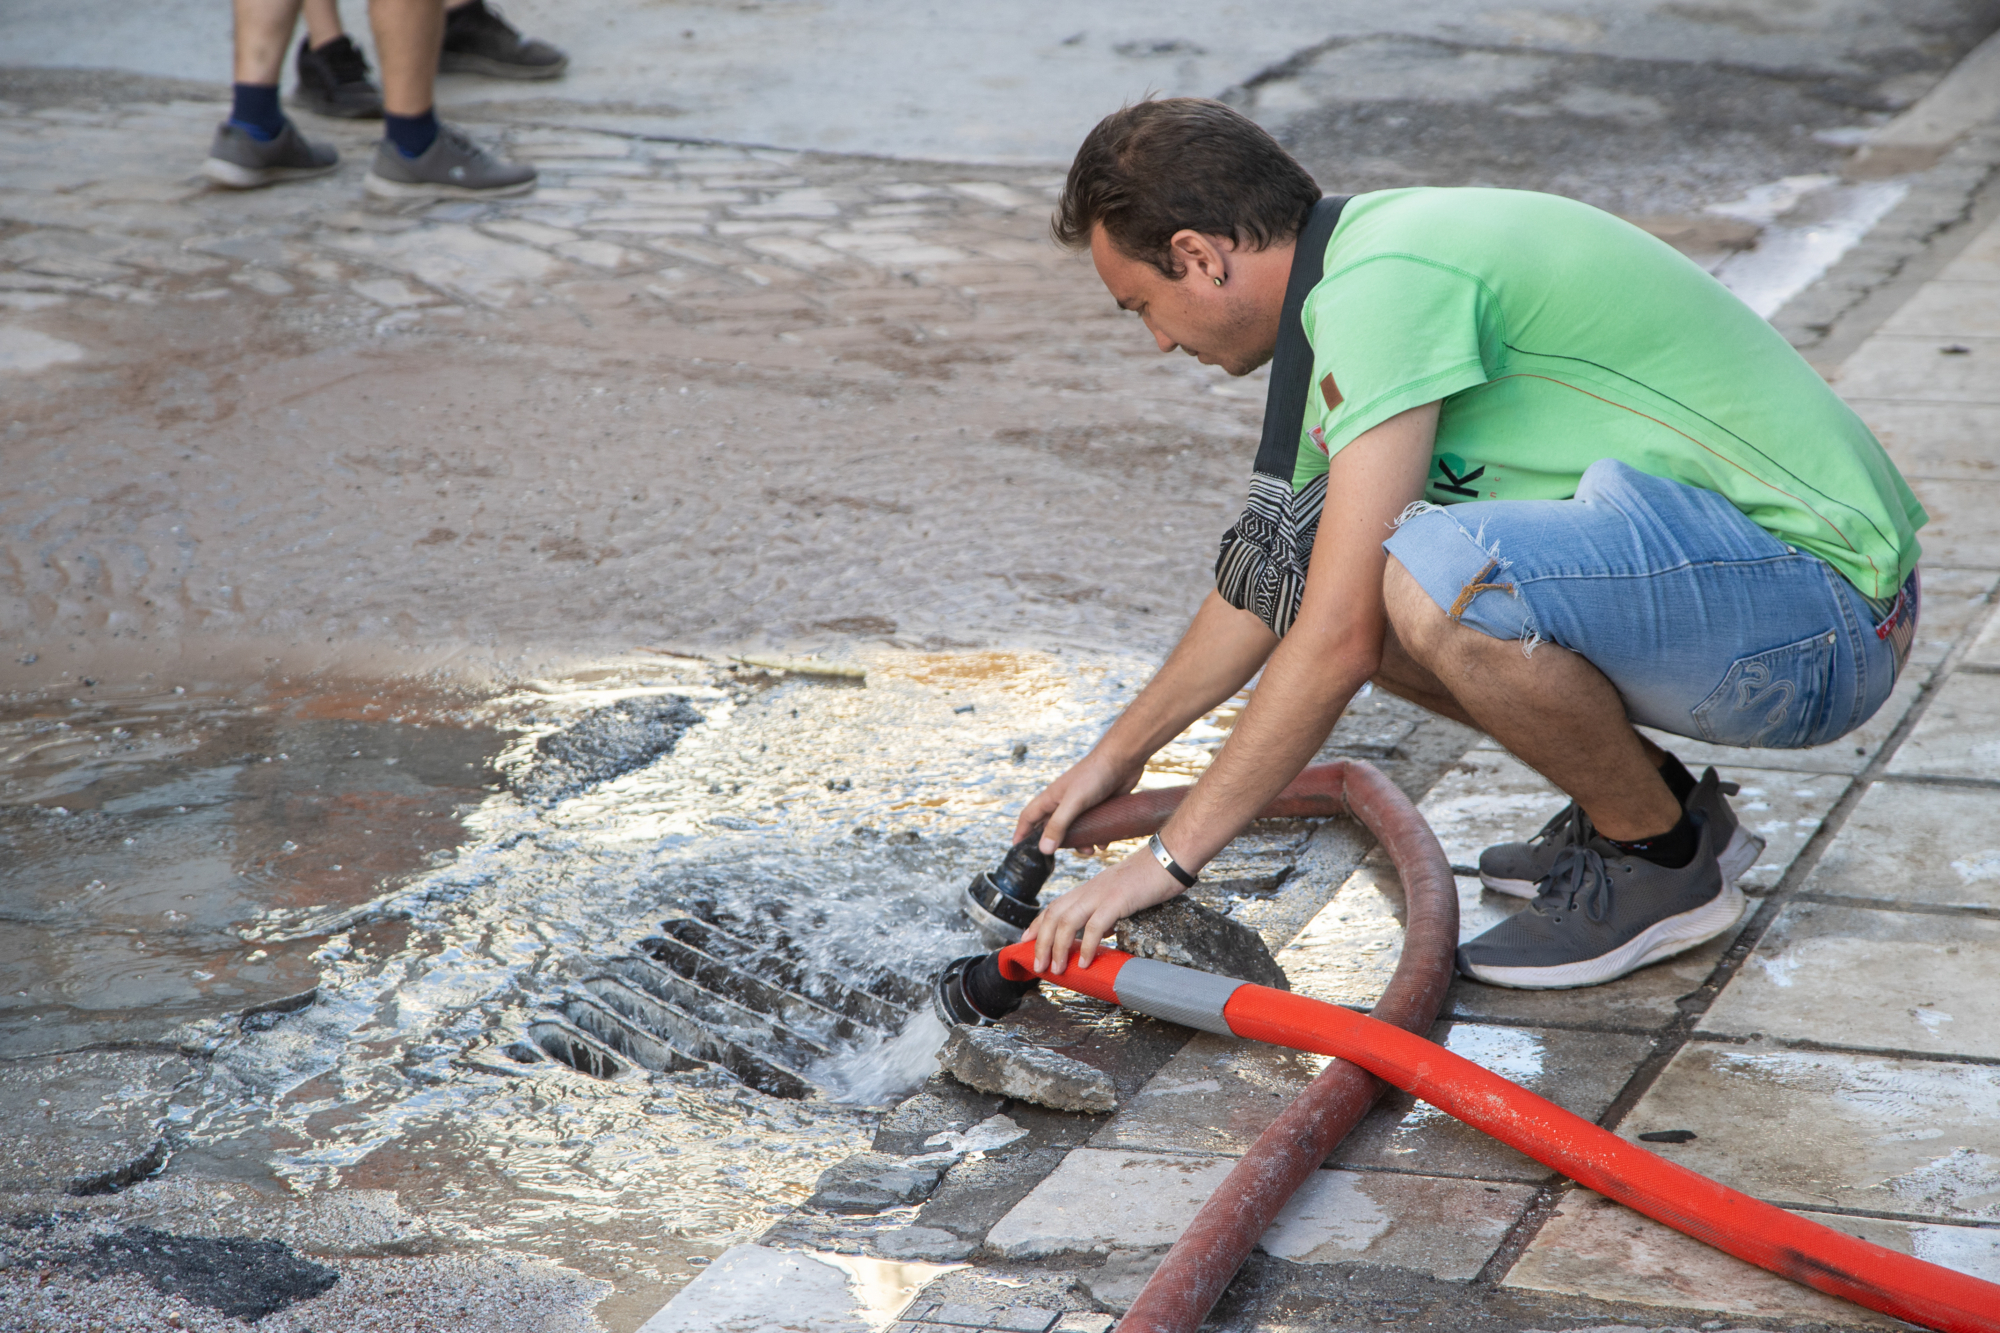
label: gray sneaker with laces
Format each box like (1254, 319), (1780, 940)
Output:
(1456, 808), (1745, 989)
(202, 121), (339, 189)
(363, 123), (536, 200)
(1478, 766), (1762, 898)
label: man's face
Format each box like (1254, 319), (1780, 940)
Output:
(1089, 224), (1276, 377)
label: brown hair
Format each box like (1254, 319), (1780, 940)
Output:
(1053, 98), (1321, 278)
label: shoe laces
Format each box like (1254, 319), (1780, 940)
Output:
(1534, 841), (1616, 924)
(1529, 800), (1593, 850)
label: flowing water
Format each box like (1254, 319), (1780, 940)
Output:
(1, 648), (1157, 1305)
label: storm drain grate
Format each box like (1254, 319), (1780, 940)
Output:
(528, 906), (920, 1098)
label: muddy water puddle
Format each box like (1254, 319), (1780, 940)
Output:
(4, 648), (1188, 1315)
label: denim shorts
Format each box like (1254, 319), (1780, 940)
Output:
(1382, 459), (1915, 750)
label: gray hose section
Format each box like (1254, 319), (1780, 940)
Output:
(1112, 959), (1245, 1036)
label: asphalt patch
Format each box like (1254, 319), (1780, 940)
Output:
(81, 1226), (338, 1322)
(510, 695), (702, 807)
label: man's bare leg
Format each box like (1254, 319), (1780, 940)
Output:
(234, 0), (308, 84)
(302, 0), (345, 49)
(1382, 557), (1681, 841)
(367, 0), (445, 118)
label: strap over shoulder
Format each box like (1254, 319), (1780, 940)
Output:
(1214, 195), (1350, 636)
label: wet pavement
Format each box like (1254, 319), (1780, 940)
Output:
(6, 6), (2000, 1333)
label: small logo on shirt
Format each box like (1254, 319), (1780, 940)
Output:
(1319, 373), (1343, 411)
(1433, 453), (1486, 497)
(1308, 425), (1328, 456)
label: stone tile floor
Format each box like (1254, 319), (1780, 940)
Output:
(670, 203), (2000, 1333)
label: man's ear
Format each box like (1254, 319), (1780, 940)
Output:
(1168, 230), (1230, 285)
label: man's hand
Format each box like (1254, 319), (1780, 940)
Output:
(1022, 848), (1180, 974)
(1012, 750), (1145, 854)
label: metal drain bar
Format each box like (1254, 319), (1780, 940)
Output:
(529, 908), (917, 1097)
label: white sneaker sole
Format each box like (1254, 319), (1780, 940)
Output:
(1481, 825), (1765, 899)
(202, 157), (338, 189)
(1462, 880), (1748, 990)
(363, 169), (535, 201)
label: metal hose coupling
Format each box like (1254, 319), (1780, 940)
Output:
(961, 830), (1053, 948)
(931, 951), (1038, 1028)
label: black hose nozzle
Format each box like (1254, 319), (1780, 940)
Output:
(932, 951), (1038, 1028)
(962, 830), (1054, 946)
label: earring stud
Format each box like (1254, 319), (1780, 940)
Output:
(1213, 275), (1225, 287)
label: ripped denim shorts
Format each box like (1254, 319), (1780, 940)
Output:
(1382, 458), (1917, 750)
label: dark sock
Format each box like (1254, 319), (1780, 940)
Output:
(1611, 809), (1700, 869)
(1656, 751), (1698, 807)
(385, 108), (439, 158)
(229, 83), (285, 141)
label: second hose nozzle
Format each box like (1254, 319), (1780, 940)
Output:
(962, 830), (1054, 948)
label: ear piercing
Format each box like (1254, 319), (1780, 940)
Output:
(1213, 275), (1225, 287)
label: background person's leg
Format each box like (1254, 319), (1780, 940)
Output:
(233, 0), (307, 87)
(367, 0), (445, 125)
(301, 0), (344, 49)
(207, 0), (339, 187)
(362, 0), (536, 199)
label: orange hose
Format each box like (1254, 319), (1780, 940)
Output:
(996, 941), (2000, 1333)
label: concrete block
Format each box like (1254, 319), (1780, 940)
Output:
(1620, 1042), (2000, 1220)
(1506, 1188), (2000, 1325)
(0, 1049), (195, 1193)
(639, 1245), (958, 1333)
(809, 1153), (950, 1214)
(1702, 901), (2000, 1058)
(1905, 477), (2000, 570)
(985, 1149), (1531, 1278)
(1114, 894), (1289, 991)
(941, 1026), (1116, 1114)
(1888, 670), (2000, 778)
(1804, 780), (2000, 908)
(1852, 401), (2000, 482)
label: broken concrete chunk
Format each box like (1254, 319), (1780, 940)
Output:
(509, 694), (701, 807)
(806, 1151), (949, 1214)
(1114, 895), (1290, 991)
(0, 1050), (197, 1194)
(941, 1025), (1117, 1114)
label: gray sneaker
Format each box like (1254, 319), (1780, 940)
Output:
(1456, 809), (1746, 989)
(202, 121), (339, 189)
(363, 123), (536, 200)
(1479, 766), (1762, 899)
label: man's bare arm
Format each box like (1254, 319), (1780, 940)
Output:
(1013, 589), (1278, 852)
(1025, 401), (1440, 973)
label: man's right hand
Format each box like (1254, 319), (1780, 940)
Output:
(1013, 749), (1147, 855)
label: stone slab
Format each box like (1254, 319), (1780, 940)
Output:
(0, 1049), (196, 1193)
(1641, 665), (1928, 775)
(1875, 278), (2000, 340)
(984, 1148), (1532, 1278)
(638, 1245), (958, 1333)
(1887, 670), (2000, 778)
(1804, 779), (2000, 909)
(1506, 1187), (2000, 1326)
(1620, 1041), (2000, 1220)
(1909, 568), (1999, 664)
(1853, 400), (2000, 482)
(1906, 477), (2000, 569)
(1703, 901), (2000, 1058)
(1835, 334), (2000, 403)
(1969, 598), (2000, 666)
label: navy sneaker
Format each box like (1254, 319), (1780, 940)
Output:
(1457, 809), (1746, 989)
(1479, 767), (1762, 899)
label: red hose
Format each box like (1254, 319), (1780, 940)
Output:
(1045, 760), (1459, 1332)
(995, 940), (2000, 1333)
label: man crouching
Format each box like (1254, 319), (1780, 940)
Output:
(1014, 98), (1923, 990)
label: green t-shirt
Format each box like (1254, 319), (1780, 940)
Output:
(1295, 187), (1924, 599)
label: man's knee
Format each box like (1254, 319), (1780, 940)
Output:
(1382, 556), (1452, 663)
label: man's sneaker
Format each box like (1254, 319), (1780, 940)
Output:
(1479, 767), (1763, 898)
(1456, 811), (1745, 989)
(202, 121), (340, 189)
(363, 123), (537, 200)
(439, 0), (569, 80)
(293, 35), (384, 119)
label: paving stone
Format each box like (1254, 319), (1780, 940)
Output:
(985, 1148), (1533, 1277)
(1094, 1021), (1650, 1184)
(1888, 670), (2000, 778)
(1835, 334), (2000, 402)
(1876, 278), (2000, 339)
(1506, 1187), (2000, 1326)
(1804, 779), (2000, 908)
(1907, 476), (2000, 569)
(0, 1049), (197, 1193)
(1908, 567), (2000, 663)
(1701, 901), (2000, 1058)
(1641, 664), (1929, 775)
(639, 1244), (958, 1333)
(927, 1301), (1057, 1331)
(1619, 1041), (2000, 1220)
(913, 1148), (1067, 1246)
(1857, 401), (2000, 482)
(1972, 599), (2000, 665)
(808, 1152), (951, 1214)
